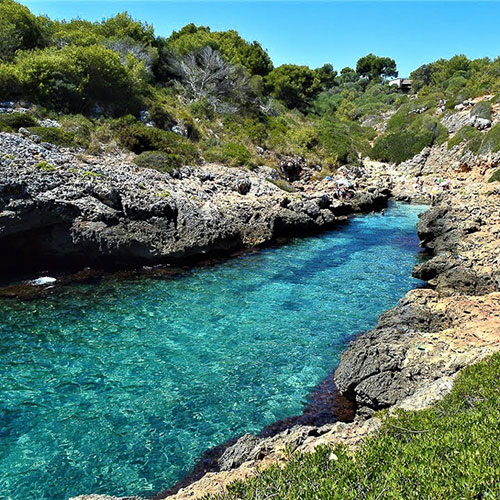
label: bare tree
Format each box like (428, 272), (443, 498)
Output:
(169, 46), (252, 113)
(105, 36), (157, 73)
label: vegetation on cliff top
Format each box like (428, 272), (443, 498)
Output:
(214, 353), (500, 500)
(1, 0), (500, 170)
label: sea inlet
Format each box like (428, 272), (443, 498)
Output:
(0, 202), (426, 499)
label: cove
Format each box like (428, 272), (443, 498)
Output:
(0, 202), (426, 500)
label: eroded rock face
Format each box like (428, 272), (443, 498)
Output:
(0, 132), (388, 276)
(335, 290), (500, 416)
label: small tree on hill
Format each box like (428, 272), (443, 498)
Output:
(356, 53), (398, 81)
(315, 63), (337, 88)
(410, 63), (434, 91)
(264, 64), (323, 111)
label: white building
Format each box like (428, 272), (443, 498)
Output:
(388, 78), (412, 92)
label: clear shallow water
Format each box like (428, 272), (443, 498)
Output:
(0, 203), (425, 500)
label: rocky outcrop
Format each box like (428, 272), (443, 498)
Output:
(0, 132), (388, 278)
(442, 95), (496, 133)
(335, 289), (500, 416)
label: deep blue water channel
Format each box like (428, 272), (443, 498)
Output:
(0, 202), (426, 499)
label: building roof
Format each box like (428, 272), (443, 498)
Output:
(389, 78), (412, 86)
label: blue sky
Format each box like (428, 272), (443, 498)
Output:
(19, 1), (500, 76)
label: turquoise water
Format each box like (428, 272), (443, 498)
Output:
(0, 203), (425, 500)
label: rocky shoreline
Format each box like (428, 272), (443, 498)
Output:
(0, 131), (389, 288)
(70, 145), (500, 500)
(335, 147), (500, 413)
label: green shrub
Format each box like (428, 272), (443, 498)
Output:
(244, 120), (268, 145)
(109, 119), (199, 165)
(316, 122), (359, 165)
(147, 101), (176, 130)
(119, 123), (163, 153)
(189, 97), (215, 120)
(134, 150), (180, 174)
(445, 75), (467, 94)
(383, 94), (442, 134)
(470, 100), (492, 120)
(445, 91), (472, 110)
(479, 123), (500, 154)
(58, 114), (94, 147)
(81, 170), (102, 178)
(35, 160), (55, 171)
(116, 121), (198, 159)
(409, 95), (441, 113)
(312, 89), (343, 116)
(216, 353), (500, 500)
(343, 84), (401, 120)
(0, 63), (21, 99)
(371, 114), (448, 164)
(286, 125), (319, 151)
(27, 126), (76, 147)
(321, 119), (375, 164)
(12, 45), (145, 114)
(222, 115), (268, 146)
(173, 113), (201, 141)
(265, 113), (372, 167)
(205, 142), (252, 167)
(266, 115), (291, 152)
(371, 130), (430, 164)
(488, 168), (500, 182)
(0, 112), (38, 131)
(423, 115), (448, 143)
(1, 119), (15, 133)
(269, 178), (296, 192)
(447, 125), (482, 152)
